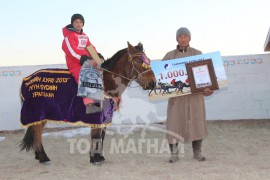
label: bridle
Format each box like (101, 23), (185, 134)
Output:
(128, 52), (152, 78)
(100, 52), (152, 87)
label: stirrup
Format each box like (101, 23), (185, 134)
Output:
(86, 104), (101, 114)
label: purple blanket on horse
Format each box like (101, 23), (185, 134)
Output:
(20, 69), (113, 128)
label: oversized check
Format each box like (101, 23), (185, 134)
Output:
(149, 51), (228, 100)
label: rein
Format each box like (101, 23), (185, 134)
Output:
(100, 52), (152, 87)
(100, 67), (134, 81)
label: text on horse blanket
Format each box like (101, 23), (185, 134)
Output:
(20, 69), (113, 128)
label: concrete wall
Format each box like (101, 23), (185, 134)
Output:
(1, 53), (269, 131)
(0, 64), (67, 131)
(206, 53), (270, 120)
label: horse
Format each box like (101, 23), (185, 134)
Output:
(174, 80), (190, 94)
(20, 42), (156, 165)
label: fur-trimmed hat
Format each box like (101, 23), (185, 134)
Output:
(176, 27), (191, 41)
(71, 14), (85, 25)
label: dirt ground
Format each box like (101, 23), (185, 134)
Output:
(0, 120), (270, 180)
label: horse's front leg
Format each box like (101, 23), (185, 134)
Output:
(112, 97), (121, 111)
(148, 88), (157, 96)
(148, 89), (152, 96)
(90, 127), (106, 165)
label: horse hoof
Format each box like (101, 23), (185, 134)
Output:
(90, 156), (95, 163)
(39, 158), (50, 163)
(99, 155), (105, 162)
(42, 161), (51, 165)
(90, 154), (105, 165)
(90, 158), (103, 166)
(39, 154), (51, 163)
(35, 153), (39, 160)
(94, 162), (102, 166)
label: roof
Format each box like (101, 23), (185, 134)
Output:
(264, 27), (270, 52)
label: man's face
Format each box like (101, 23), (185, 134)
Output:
(72, 19), (84, 32)
(177, 35), (190, 47)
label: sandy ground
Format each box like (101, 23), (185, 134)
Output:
(0, 120), (270, 180)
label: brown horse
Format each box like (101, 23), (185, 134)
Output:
(20, 42), (156, 165)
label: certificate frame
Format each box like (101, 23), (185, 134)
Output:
(185, 59), (219, 94)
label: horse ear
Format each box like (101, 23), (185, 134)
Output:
(127, 41), (136, 54)
(138, 42), (143, 48)
(127, 41), (131, 46)
(136, 42), (143, 51)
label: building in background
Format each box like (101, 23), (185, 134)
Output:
(264, 27), (270, 51)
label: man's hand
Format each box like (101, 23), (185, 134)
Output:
(204, 88), (214, 96)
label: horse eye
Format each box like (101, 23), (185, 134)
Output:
(136, 59), (142, 63)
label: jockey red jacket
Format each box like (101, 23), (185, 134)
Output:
(62, 24), (96, 83)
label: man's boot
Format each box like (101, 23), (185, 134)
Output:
(192, 139), (206, 161)
(169, 143), (179, 163)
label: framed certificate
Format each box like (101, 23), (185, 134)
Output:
(185, 59), (219, 94)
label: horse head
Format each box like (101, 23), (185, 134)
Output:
(126, 42), (156, 90)
(101, 42), (156, 97)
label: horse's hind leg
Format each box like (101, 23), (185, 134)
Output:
(20, 122), (50, 163)
(162, 89), (165, 95)
(148, 89), (152, 96)
(34, 122), (50, 163)
(101, 127), (106, 148)
(90, 127), (105, 165)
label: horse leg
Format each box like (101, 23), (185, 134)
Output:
(161, 86), (166, 95)
(148, 87), (157, 96)
(175, 87), (179, 94)
(167, 87), (171, 94)
(113, 97), (121, 111)
(181, 83), (189, 93)
(101, 127), (106, 148)
(20, 122), (50, 163)
(148, 89), (152, 96)
(34, 122), (50, 163)
(154, 87), (157, 95)
(90, 127), (105, 165)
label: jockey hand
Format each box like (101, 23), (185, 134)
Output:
(204, 87), (214, 96)
(88, 59), (98, 67)
(80, 55), (90, 66)
(87, 59), (102, 71)
(98, 53), (104, 61)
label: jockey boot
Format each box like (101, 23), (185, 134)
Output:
(86, 103), (101, 114)
(169, 143), (179, 163)
(192, 139), (206, 161)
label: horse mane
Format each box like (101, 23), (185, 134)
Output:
(101, 48), (127, 71)
(101, 43), (144, 71)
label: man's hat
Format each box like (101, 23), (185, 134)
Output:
(176, 27), (191, 41)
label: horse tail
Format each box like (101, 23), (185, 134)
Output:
(20, 126), (34, 152)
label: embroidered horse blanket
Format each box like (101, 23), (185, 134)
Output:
(20, 69), (113, 128)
